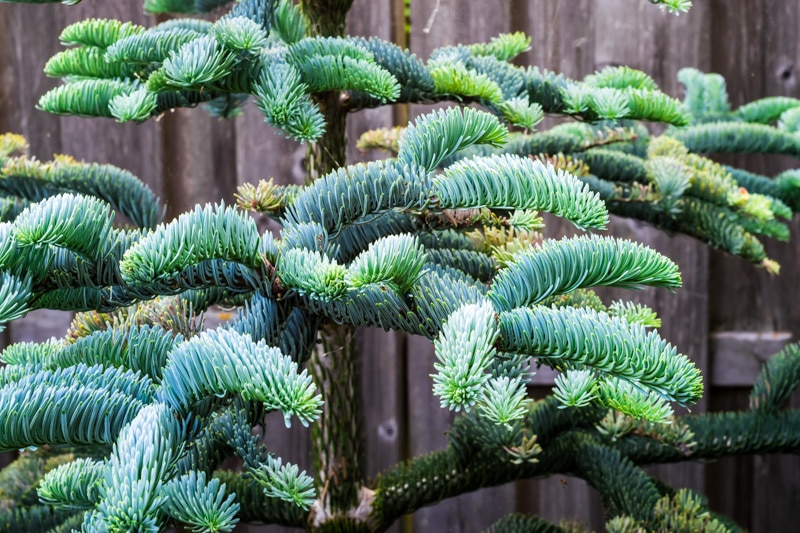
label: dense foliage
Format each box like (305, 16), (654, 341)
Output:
(0, 0), (799, 532)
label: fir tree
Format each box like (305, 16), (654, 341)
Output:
(0, 1), (798, 532)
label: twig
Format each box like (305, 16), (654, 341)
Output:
(423, 0), (441, 33)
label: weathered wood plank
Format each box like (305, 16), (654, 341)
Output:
(161, 109), (238, 218)
(534, 476), (605, 528)
(356, 328), (405, 482)
(750, 390), (800, 532)
(705, 389), (754, 529)
(403, 333), (456, 531)
(411, 0), (511, 50)
(591, 0), (712, 501)
(0, 3), (64, 158)
(710, 331), (793, 386)
(234, 100), (306, 189)
(707, 0), (800, 334)
(347, 8), (407, 532)
(510, 3), (601, 527)
(513, 0), (596, 80)
(707, 388), (800, 532)
(707, 3), (800, 531)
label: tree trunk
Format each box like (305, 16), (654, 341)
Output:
(299, 1), (368, 530)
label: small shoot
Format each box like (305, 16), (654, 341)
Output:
(212, 16), (267, 54)
(278, 248), (348, 300)
(468, 32), (531, 62)
(498, 98), (544, 130)
(503, 433), (542, 464)
(478, 376), (530, 425)
(248, 457), (316, 510)
(109, 88), (158, 122)
(649, 0), (692, 15)
(597, 377), (674, 423)
(609, 301), (662, 328)
(235, 179), (288, 214)
(430, 64), (503, 104)
(553, 369), (598, 409)
(433, 301), (499, 411)
(345, 234), (427, 294)
(162, 471), (240, 533)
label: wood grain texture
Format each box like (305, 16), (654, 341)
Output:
(705, 389), (755, 529)
(706, 3), (800, 532)
(161, 108), (238, 218)
(590, 0), (712, 501)
(0, 3), (64, 158)
(707, 0), (800, 334)
(750, 390), (800, 532)
(710, 331), (793, 386)
(512, 0), (596, 79)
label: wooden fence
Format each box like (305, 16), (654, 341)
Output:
(0, 0), (798, 531)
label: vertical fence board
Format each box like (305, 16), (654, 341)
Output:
(591, 0), (712, 499)
(708, 0), (800, 333)
(0, 5), (74, 364)
(161, 109), (238, 218)
(705, 389), (754, 527)
(750, 392), (800, 532)
(235, 102), (306, 189)
(513, 1), (596, 80)
(510, 3), (604, 527)
(404, 334), (455, 531)
(707, 2), (800, 532)
(0, 4), (64, 158)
